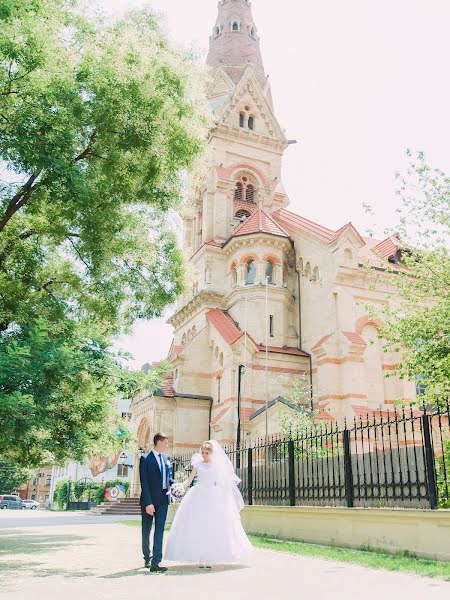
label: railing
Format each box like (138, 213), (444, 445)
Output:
(173, 402), (449, 509)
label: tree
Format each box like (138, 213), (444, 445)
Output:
(368, 153), (450, 407)
(0, 1), (207, 468)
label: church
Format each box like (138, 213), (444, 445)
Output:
(131, 0), (417, 463)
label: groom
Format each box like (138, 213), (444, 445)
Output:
(139, 432), (173, 572)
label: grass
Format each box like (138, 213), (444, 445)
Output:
(249, 535), (450, 580)
(119, 520), (450, 580)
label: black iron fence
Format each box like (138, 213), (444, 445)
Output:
(173, 402), (449, 509)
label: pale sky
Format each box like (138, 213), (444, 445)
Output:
(104, 0), (450, 369)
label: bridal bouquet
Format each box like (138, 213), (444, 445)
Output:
(168, 482), (186, 503)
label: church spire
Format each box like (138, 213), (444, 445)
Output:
(207, 0), (265, 81)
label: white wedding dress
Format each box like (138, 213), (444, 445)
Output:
(165, 461), (252, 565)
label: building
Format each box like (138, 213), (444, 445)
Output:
(131, 0), (417, 471)
(49, 400), (135, 504)
(16, 466), (53, 506)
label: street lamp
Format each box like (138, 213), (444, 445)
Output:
(236, 364), (245, 469)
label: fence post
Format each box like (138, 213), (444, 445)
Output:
(343, 429), (354, 508)
(66, 480), (71, 511)
(288, 439), (295, 507)
(422, 414), (438, 509)
(248, 447), (253, 506)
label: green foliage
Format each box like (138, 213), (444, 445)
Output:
(365, 153), (450, 407)
(0, 1), (207, 470)
(0, 457), (32, 492)
(53, 480), (69, 509)
(279, 377), (335, 459)
(436, 438), (450, 509)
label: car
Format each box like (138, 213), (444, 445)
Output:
(0, 495), (26, 510)
(22, 499), (40, 510)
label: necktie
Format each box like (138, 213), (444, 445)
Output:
(158, 453), (166, 488)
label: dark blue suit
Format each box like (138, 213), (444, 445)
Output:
(139, 452), (172, 565)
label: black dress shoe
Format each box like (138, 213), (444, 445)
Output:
(150, 564), (167, 573)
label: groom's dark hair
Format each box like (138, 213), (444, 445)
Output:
(154, 432), (169, 446)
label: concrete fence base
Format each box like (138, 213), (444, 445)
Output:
(240, 506), (450, 562)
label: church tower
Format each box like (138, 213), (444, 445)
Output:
(168, 0), (310, 444)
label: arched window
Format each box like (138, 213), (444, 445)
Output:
(248, 116), (254, 130)
(312, 266), (319, 282)
(231, 21), (239, 32)
(234, 175), (256, 204)
(246, 184), (254, 202)
(250, 26), (256, 38)
(304, 262), (311, 279)
(214, 26), (220, 37)
(234, 181), (243, 201)
(344, 248), (353, 260)
(219, 352), (224, 366)
(239, 112), (245, 128)
(235, 209), (250, 221)
(265, 260), (274, 284)
(246, 260), (256, 285)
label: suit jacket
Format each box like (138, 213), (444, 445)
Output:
(139, 452), (173, 508)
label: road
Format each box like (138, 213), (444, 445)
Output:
(0, 511), (449, 600)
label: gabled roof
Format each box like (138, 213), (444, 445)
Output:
(155, 377), (175, 398)
(206, 308), (243, 345)
(232, 208), (290, 239)
(273, 208), (365, 247)
(372, 237), (399, 259)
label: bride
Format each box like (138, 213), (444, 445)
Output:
(164, 440), (252, 567)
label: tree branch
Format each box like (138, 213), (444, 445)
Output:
(0, 171), (42, 234)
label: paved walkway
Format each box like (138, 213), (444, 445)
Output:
(0, 512), (449, 600)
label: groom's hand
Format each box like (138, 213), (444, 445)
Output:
(145, 504), (155, 516)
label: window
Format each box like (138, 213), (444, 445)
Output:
(214, 26), (220, 37)
(265, 260), (274, 284)
(239, 112), (245, 128)
(117, 464), (128, 478)
(46, 476), (51, 486)
(234, 181), (243, 200)
(269, 315), (274, 337)
(246, 184), (254, 201)
(232, 21), (239, 32)
(250, 27), (256, 38)
(234, 175), (256, 204)
(246, 260), (256, 284)
(231, 268), (237, 287)
(219, 352), (224, 366)
(217, 376), (221, 403)
(235, 209), (250, 221)
(415, 375), (427, 397)
(248, 116), (254, 130)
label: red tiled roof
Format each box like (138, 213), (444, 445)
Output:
(205, 238), (225, 248)
(159, 377), (175, 398)
(273, 209), (365, 246)
(372, 237), (399, 259)
(215, 166), (229, 180)
(273, 209), (338, 243)
(315, 412), (335, 421)
(232, 208), (290, 239)
(312, 333), (333, 350)
(211, 405), (230, 425)
(342, 331), (366, 345)
(257, 344), (309, 357)
(273, 179), (286, 195)
(206, 308), (243, 345)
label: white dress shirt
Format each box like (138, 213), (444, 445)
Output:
(152, 449), (167, 489)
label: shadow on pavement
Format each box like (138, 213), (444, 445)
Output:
(102, 564), (249, 579)
(0, 530), (89, 556)
(0, 561), (96, 580)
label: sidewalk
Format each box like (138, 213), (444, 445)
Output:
(0, 518), (449, 600)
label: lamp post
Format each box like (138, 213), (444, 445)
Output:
(236, 364), (245, 469)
